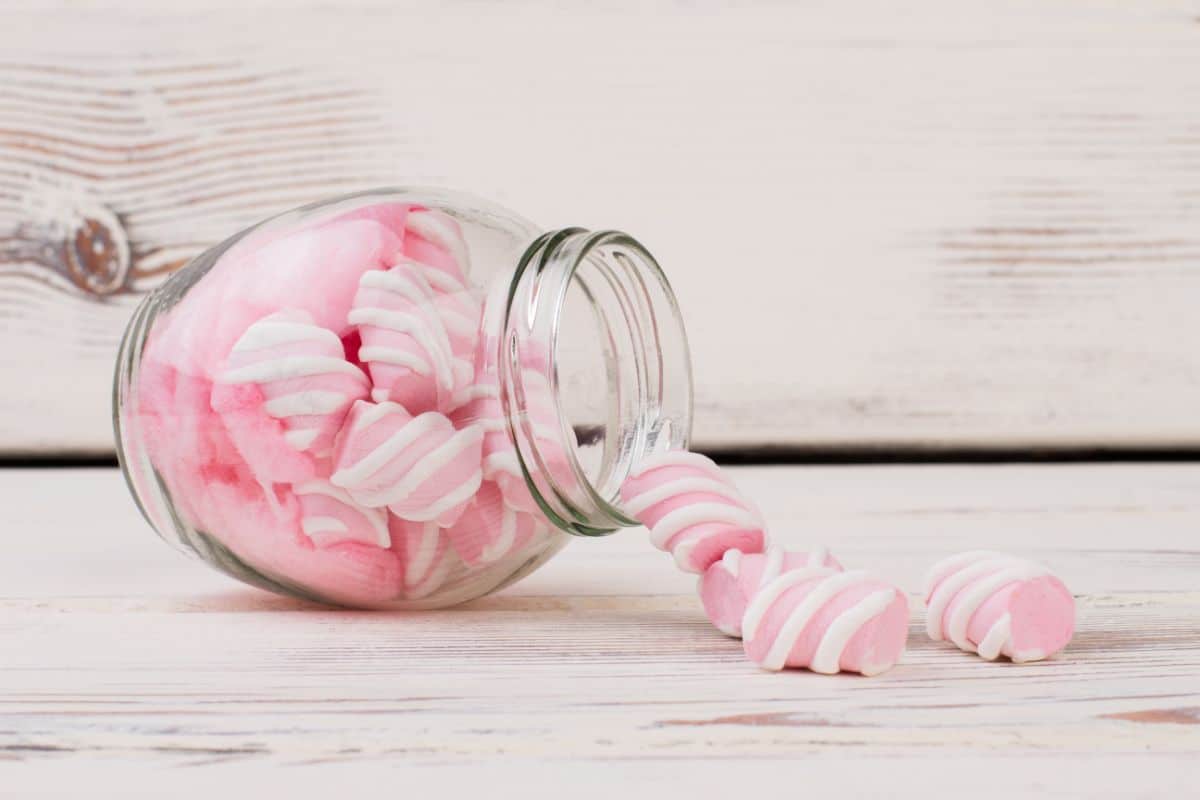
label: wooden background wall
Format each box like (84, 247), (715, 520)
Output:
(2, 1), (1198, 455)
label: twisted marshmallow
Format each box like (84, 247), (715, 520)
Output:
(349, 262), (467, 414)
(404, 207), (471, 286)
(742, 567), (909, 675)
(619, 451), (767, 573)
(923, 551), (1074, 663)
(390, 516), (457, 599)
(330, 400), (483, 526)
(212, 310), (369, 482)
(293, 480), (391, 549)
(401, 208), (480, 372)
(426, 271), (482, 365)
(699, 546), (843, 637)
(449, 366), (573, 514)
(446, 481), (553, 566)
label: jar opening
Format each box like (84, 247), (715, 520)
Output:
(500, 229), (693, 535)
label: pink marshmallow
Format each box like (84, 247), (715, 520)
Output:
(333, 200), (412, 237)
(349, 262), (463, 414)
(131, 377), (405, 607)
(699, 546), (843, 637)
(136, 368), (265, 529)
(923, 551), (1075, 663)
(619, 450), (767, 573)
(394, 219), (480, 380)
(389, 516), (457, 600)
(742, 567), (909, 675)
(293, 480), (391, 549)
(400, 248), (482, 370)
(445, 481), (552, 566)
(211, 309), (369, 484)
(146, 217), (404, 380)
(403, 207), (471, 287)
(330, 400), (483, 526)
(200, 480), (405, 608)
(449, 365), (574, 515)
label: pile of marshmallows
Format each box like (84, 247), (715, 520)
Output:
(620, 451), (1076, 676)
(193, 206), (567, 601)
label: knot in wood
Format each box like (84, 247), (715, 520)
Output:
(62, 203), (130, 297)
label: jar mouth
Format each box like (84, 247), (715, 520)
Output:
(500, 228), (693, 535)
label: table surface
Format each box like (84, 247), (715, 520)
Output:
(2, 465), (1198, 797)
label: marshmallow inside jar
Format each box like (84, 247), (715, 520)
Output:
(115, 189), (694, 609)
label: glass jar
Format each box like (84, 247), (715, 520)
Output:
(114, 188), (692, 608)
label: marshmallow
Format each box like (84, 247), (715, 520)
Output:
(330, 400), (483, 526)
(446, 481), (552, 566)
(742, 567), (909, 675)
(619, 450), (767, 573)
(402, 253), (480, 376)
(403, 207), (471, 286)
(203, 477), (406, 607)
(390, 516), (457, 600)
(349, 263), (463, 415)
(403, 207), (480, 378)
(147, 216), (404, 380)
(923, 551), (1074, 663)
(293, 480), (391, 549)
(212, 309), (369, 483)
(699, 546), (843, 637)
(449, 365), (574, 514)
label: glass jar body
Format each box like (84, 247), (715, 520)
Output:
(114, 189), (691, 608)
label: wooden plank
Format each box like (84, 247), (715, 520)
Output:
(4, 756), (1197, 800)
(2, 1), (1200, 454)
(0, 465), (1197, 796)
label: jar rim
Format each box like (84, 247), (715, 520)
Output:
(499, 228), (694, 535)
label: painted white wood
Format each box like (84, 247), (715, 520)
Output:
(0, 465), (1197, 796)
(1, 1), (1199, 454)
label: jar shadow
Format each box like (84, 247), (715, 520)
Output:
(170, 589), (738, 661)
(172, 587), (715, 633)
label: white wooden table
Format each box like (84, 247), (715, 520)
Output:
(2, 465), (1197, 797)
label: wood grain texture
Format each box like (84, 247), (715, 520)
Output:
(0, 50), (396, 453)
(1, 1), (1199, 454)
(1, 465), (1198, 796)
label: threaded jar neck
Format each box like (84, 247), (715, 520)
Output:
(499, 228), (693, 536)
